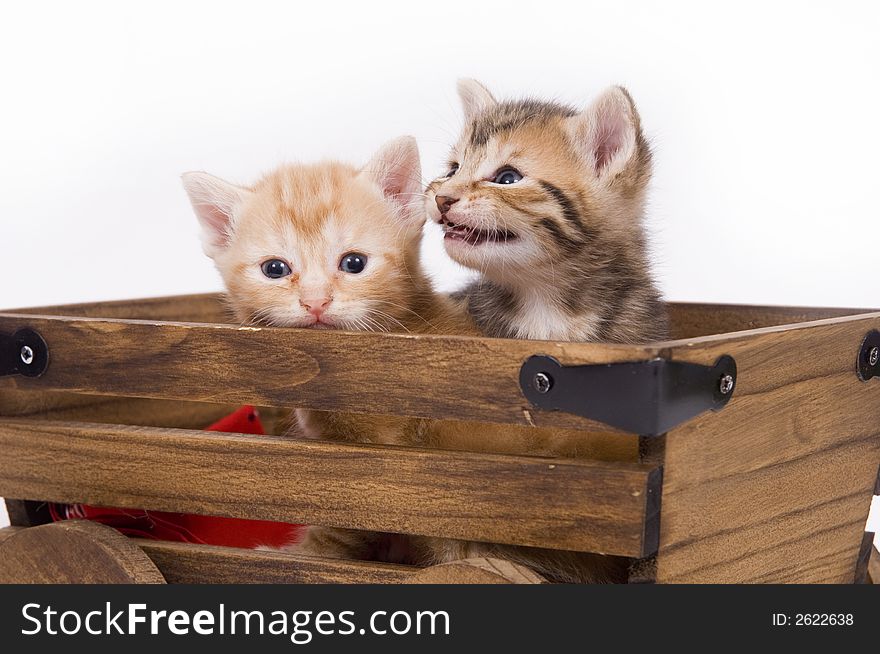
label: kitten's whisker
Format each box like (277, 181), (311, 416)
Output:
(366, 308), (411, 333)
(369, 298), (430, 323)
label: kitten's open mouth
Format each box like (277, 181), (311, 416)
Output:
(440, 217), (517, 246)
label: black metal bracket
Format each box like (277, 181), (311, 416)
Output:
(520, 354), (737, 436)
(857, 330), (880, 382)
(0, 328), (49, 378)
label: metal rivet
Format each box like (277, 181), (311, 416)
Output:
(20, 345), (34, 366)
(533, 372), (553, 394)
(719, 373), (735, 395)
(869, 346), (879, 367)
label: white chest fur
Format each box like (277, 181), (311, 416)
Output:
(512, 295), (602, 341)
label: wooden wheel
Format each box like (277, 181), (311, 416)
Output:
(0, 521), (166, 584)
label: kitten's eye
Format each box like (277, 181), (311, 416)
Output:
(446, 163), (459, 178)
(339, 252), (367, 274)
(492, 168), (523, 185)
(261, 259), (292, 279)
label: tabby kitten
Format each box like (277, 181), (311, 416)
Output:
(413, 80), (668, 582)
(427, 80), (668, 343)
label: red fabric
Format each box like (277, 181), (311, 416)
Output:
(49, 406), (305, 548)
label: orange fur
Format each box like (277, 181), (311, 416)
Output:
(182, 136), (631, 583)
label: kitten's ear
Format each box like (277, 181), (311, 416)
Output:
(457, 78), (497, 122)
(361, 136), (422, 220)
(181, 171), (251, 258)
(565, 86), (647, 184)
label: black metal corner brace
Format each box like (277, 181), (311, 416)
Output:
(519, 354), (737, 436)
(1, 328), (49, 378)
(857, 330), (880, 382)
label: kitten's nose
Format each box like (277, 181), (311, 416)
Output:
(300, 297), (332, 317)
(435, 195), (459, 214)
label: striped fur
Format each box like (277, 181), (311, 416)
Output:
(427, 80), (668, 343)
(185, 129), (644, 583)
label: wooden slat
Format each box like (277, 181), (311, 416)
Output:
(139, 540), (414, 584)
(10, 292), (873, 338)
(667, 302), (874, 339)
(0, 418), (661, 557)
(655, 313), (880, 583)
(0, 386), (291, 434)
(403, 557), (545, 584)
(6, 293), (231, 323)
(0, 388), (239, 427)
(139, 541), (543, 584)
(0, 313), (660, 430)
(2, 306), (875, 430)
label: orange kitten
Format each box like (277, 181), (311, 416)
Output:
(182, 137), (477, 562)
(182, 137), (465, 336)
(182, 136), (627, 582)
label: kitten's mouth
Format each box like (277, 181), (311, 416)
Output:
(304, 317), (336, 329)
(440, 217), (517, 246)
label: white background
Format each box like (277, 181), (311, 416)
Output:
(0, 2), (877, 544)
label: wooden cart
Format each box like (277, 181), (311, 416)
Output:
(0, 294), (878, 584)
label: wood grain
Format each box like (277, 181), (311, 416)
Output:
(0, 521), (166, 584)
(0, 387), (237, 427)
(0, 312), (660, 431)
(404, 557), (545, 584)
(0, 386), (292, 436)
(667, 302), (874, 339)
(6, 293), (231, 323)
(9, 292), (872, 338)
(5, 293), (878, 583)
(0, 418), (661, 557)
(0, 526), (22, 544)
(655, 313), (880, 583)
(139, 540), (414, 584)
(138, 542), (543, 584)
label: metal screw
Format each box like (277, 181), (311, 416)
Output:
(533, 372), (553, 394)
(869, 346), (879, 367)
(20, 345), (34, 366)
(718, 373), (735, 396)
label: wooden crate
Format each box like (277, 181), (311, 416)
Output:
(0, 294), (878, 584)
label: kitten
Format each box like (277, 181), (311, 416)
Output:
(181, 136), (477, 562)
(182, 135), (629, 583)
(426, 80), (668, 343)
(182, 136), (465, 338)
(412, 81), (669, 582)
